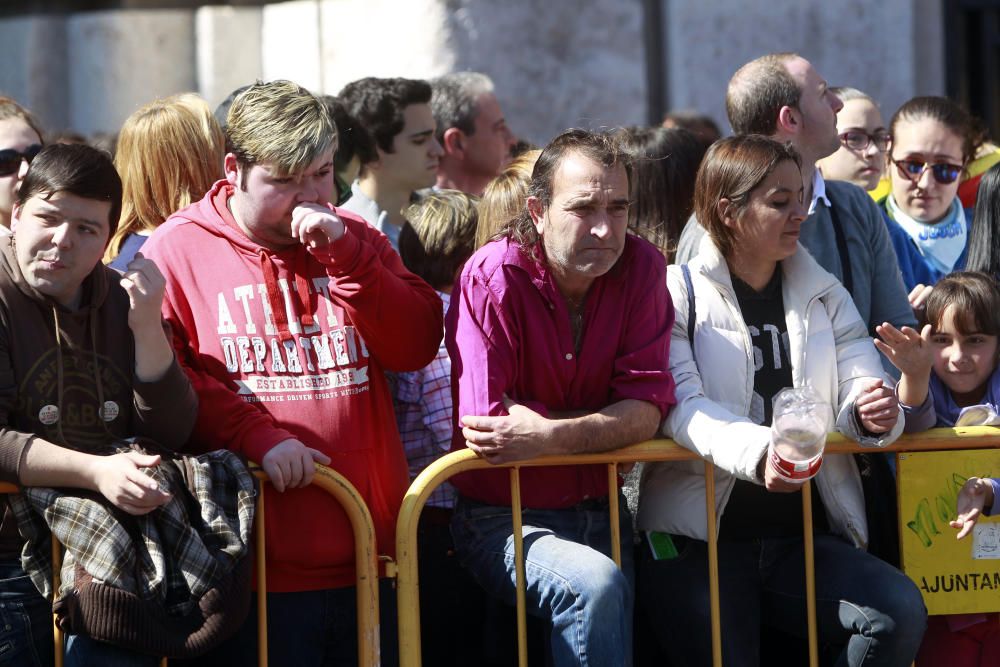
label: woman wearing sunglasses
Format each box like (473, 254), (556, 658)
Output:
(878, 96), (984, 293)
(0, 97), (44, 234)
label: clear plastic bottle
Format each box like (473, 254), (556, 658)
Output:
(767, 387), (833, 484)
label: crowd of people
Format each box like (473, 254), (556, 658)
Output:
(1, 49), (1000, 667)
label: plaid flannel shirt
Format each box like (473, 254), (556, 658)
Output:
(9, 444), (256, 655)
(393, 291), (456, 509)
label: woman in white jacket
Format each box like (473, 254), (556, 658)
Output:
(636, 136), (925, 666)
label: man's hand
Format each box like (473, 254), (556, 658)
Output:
(951, 477), (995, 539)
(88, 451), (171, 515)
(853, 379), (899, 434)
(874, 322), (934, 378)
(462, 398), (559, 465)
(261, 438), (332, 492)
(292, 203), (345, 249)
(121, 252), (167, 335)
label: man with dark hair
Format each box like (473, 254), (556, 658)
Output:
(431, 71), (516, 196)
(319, 96), (376, 206)
(675, 53), (915, 339)
(446, 129), (676, 666)
(338, 77), (443, 251)
(0, 143), (198, 665)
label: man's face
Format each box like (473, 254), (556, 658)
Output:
(227, 149), (336, 248)
(0, 117), (43, 226)
(783, 57), (843, 160)
(462, 93), (516, 182)
(378, 103), (442, 191)
(13, 191), (111, 309)
(530, 152), (629, 295)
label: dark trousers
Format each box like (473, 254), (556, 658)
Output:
(637, 534), (927, 667)
(180, 580), (398, 667)
(0, 561), (53, 667)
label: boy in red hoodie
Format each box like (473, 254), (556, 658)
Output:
(142, 80), (443, 666)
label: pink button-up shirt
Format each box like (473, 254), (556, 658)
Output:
(446, 235), (676, 508)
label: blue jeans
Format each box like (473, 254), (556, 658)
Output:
(0, 561), (52, 667)
(178, 580), (398, 667)
(65, 635), (158, 667)
(637, 534), (927, 667)
(450, 494), (634, 667)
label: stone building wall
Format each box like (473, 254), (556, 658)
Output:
(0, 0), (944, 144)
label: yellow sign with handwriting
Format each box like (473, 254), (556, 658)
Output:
(899, 450), (1000, 615)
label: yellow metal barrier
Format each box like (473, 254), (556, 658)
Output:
(396, 426), (1000, 667)
(0, 462), (384, 667)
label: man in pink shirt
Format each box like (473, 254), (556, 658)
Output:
(446, 129), (675, 666)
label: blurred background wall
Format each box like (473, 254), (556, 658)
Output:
(1, 0), (996, 145)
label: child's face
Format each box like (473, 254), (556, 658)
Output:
(931, 305), (1000, 406)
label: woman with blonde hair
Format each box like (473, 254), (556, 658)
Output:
(475, 149), (540, 247)
(106, 93), (225, 269)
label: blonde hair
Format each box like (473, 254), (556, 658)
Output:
(475, 149), (540, 248)
(0, 96), (44, 143)
(400, 190), (479, 290)
(226, 80), (336, 180)
(105, 93), (225, 262)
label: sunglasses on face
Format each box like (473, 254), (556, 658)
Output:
(839, 130), (890, 152)
(890, 156), (964, 185)
(0, 144), (42, 178)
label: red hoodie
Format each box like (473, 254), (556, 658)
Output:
(143, 181), (442, 591)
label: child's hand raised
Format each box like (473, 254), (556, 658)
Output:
(874, 322), (934, 378)
(951, 477), (996, 539)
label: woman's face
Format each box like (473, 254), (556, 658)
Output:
(889, 117), (965, 223)
(728, 159), (807, 264)
(817, 98), (887, 191)
(0, 117), (43, 228)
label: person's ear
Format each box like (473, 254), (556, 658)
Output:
(717, 198), (737, 229)
(776, 105), (800, 136)
(527, 196), (546, 234)
(224, 153), (240, 187)
(9, 202), (21, 233)
(442, 128), (465, 159)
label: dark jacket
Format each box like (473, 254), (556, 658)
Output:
(0, 234), (197, 554)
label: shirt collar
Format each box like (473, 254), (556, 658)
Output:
(808, 169), (831, 215)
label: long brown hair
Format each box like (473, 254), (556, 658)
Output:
(105, 93), (225, 262)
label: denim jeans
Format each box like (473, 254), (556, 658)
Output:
(65, 635), (158, 667)
(637, 534), (927, 667)
(450, 494), (634, 667)
(0, 561), (52, 667)
(177, 580), (398, 667)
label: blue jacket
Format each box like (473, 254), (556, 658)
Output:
(878, 197), (973, 291)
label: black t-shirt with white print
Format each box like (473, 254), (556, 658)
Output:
(720, 267), (829, 540)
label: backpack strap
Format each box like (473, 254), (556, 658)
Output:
(681, 264), (696, 350)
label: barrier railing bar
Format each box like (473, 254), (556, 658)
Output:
(608, 464), (622, 568)
(802, 480), (818, 667)
(396, 427), (1000, 667)
(307, 466), (383, 667)
(253, 476), (269, 667)
(704, 461), (722, 667)
(52, 532), (63, 667)
(509, 467), (529, 667)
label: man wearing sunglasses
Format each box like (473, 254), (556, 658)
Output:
(674, 53), (915, 344)
(0, 97), (44, 235)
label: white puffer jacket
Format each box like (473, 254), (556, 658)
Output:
(637, 236), (903, 548)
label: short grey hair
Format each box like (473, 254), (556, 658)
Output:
(430, 71), (495, 143)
